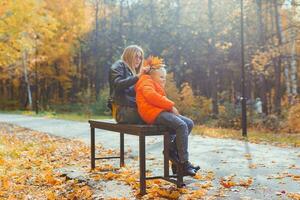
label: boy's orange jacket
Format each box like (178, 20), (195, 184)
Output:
(135, 74), (175, 124)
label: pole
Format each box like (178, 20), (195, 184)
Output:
(241, 0), (247, 136)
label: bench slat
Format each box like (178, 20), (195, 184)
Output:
(89, 120), (168, 136)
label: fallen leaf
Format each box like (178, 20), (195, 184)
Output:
(238, 178), (253, 187)
(287, 192), (300, 200)
(220, 179), (236, 188)
(244, 154), (252, 160)
(293, 175), (300, 182)
(249, 164), (257, 169)
(46, 191), (56, 200)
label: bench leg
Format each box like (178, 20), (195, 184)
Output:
(163, 133), (170, 178)
(177, 163), (184, 187)
(91, 127), (95, 169)
(139, 135), (146, 195)
(120, 132), (124, 167)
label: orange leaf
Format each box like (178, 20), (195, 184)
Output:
(0, 157), (5, 165)
(191, 189), (207, 198)
(293, 175), (300, 182)
(238, 178), (253, 187)
(220, 179), (235, 188)
(2, 177), (10, 190)
(44, 171), (58, 185)
(194, 173), (202, 180)
(144, 55), (165, 69)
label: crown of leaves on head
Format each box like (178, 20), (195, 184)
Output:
(143, 55), (166, 69)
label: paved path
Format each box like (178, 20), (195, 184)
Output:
(0, 113), (299, 199)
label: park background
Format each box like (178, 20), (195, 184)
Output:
(1, 0), (300, 144)
(1, 1), (300, 199)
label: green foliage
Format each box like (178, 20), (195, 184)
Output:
(193, 96), (212, 123)
(262, 114), (281, 132)
(0, 100), (19, 110)
(90, 87), (110, 116)
(166, 74), (212, 123)
(48, 104), (82, 114)
(47, 87), (110, 116)
(215, 102), (241, 129)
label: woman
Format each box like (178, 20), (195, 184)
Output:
(108, 45), (149, 124)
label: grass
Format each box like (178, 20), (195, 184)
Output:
(1, 110), (300, 147)
(0, 110), (111, 122)
(193, 125), (300, 148)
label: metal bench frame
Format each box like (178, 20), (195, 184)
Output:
(88, 120), (184, 195)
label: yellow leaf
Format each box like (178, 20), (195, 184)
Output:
(157, 189), (180, 199)
(201, 182), (212, 189)
(194, 173), (202, 180)
(249, 164), (257, 169)
(2, 177), (10, 190)
(104, 172), (118, 180)
(46, 191), (56, 200)
(7, 194), (17, 200)
(244, 154), (252, 160)
(287, 192), (300, 200)
(193, 188), (206, 196)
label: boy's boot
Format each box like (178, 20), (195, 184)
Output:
(181, 161), (196, 176)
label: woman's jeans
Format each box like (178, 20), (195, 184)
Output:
(154, 112), (194, 163)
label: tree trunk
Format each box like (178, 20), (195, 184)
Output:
(172, 0), (182, 87)
(126, 0), (134, 40)
(273, 0), (283, 115)
(94, 0), (101, 100)
(208, 0), (218, 116)
(119, 0), (124, 45)
(149, 0), (156, 53)
(290, 36), (298, 104)
(255, 0), (269, 114)
(289, 3), (298, 104)
(22, 50), (32, 110)
(35, 39), (39, 114)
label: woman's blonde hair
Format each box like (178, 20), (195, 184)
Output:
(121, 45), (144, 75)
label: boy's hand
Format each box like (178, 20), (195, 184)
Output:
(171, 107), (180, 115)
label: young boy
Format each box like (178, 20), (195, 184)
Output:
(135, 61), (199, 176)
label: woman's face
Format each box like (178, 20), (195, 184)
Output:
(133, 51), (143, 69)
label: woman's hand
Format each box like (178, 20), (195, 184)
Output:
(137, 66), (150, 78)
(171, 106), (180, 115)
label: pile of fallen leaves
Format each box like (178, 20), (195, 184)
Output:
(0, 123), (93, 199)
(220, 175), (253, 189)
(90, 166), (215, 199)
(0, 123), (216, 199)
(2, 123), (299, 200)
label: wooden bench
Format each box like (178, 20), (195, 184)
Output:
(88, 120), (184, 195)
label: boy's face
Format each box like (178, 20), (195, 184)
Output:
(151, 70), (166, 88)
